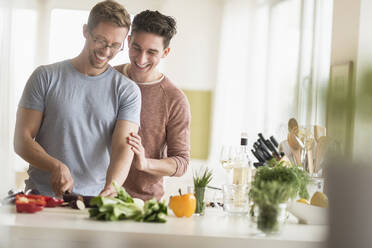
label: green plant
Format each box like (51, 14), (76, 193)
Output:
(253, 159), (312, 200)
(249, 160), (312, 233)
(193, 167), (213, 214)
(257, 202), (281, 233)
(193, 167), (213, 188)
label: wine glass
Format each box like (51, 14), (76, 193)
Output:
(219, 146), (236, 171)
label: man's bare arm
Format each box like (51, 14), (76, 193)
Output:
(100, 120), (139, 196)
(14, 107), (73, 196)
(144, 158), (178, 176)
(127, 132), (179, 176)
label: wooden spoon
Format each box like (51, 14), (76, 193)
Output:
(288, 118), (299, 135)
(314, 125), (326, 142)
(305, 138), (315, 175)
(315, 136), (330, 173)
(287, 130), (302, 165)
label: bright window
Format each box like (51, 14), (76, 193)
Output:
(265, 0), (301, 135)
(10, 8), (38, 171)
(49, 9), (89, 63)
(49, 8), (130, 66)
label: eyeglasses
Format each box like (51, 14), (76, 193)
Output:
(89, 31), (123, 53)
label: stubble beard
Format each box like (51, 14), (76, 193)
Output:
(89, 50), (110, 69)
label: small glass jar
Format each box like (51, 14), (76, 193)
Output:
(222, 184), (250, 215)
(187, 186), (206, 216)
(308, 176), (325, 198)
(256, 203), (287, 235)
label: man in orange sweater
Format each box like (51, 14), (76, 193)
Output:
(115, 10), (191, 200)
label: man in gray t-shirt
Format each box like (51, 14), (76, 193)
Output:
(14, 1), (140, 197)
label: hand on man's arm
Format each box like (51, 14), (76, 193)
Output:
(127, 132), (178, 176)
(100, 120), (139, 197)
(14, 108), (73, 197)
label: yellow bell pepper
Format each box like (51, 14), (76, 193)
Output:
(169, 189), (196, 217)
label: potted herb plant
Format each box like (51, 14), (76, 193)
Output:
(249, 160), (312, 234)
(193, 167), (213, 215)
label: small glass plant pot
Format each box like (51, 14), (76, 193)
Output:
(188, 186), (206, 216)
(194, 186), (206, 215)
(256, 203), (287, 235)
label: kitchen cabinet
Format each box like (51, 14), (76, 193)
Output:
(0, 205), (327, 248)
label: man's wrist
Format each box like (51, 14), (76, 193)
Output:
(139, 158), (150, 172)
(48, 160), (64, 174)
(104, 178), (122, 189)
(104, 180), (114, 187)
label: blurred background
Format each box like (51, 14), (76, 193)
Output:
(0, 0), (371, 204)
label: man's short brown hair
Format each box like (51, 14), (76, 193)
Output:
(87, 0), (131, 31)
(132, 10), (177, 48)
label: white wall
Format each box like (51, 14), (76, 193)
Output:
(353, 0), (372, 160)
(329, 0), (361, 156)
(46, 0), (164, 14)
(159, 0), (224, 90)
(327, 2), (372, 243)
(329, 0), (372, 159)
(357, 0), (372, 68)
(0, 2), (13, 196)
(330, 0), (361, 65)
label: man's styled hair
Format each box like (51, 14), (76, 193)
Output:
(132, 10), (177, 48)
(87, 0), (131, 31)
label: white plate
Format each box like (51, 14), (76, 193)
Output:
(287, 201), (328, 225)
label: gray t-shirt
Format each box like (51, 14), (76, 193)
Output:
(19, 60), (141, 196)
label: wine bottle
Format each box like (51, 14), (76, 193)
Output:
(232, 132), (253, 185)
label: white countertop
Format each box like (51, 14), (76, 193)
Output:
(0, 205), (328, 248)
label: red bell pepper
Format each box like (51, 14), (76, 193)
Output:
(15, 194), (64, 213)
(43, 196), (64, 207)
(16, 194), (46, 213)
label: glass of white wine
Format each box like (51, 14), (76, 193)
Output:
(219, 146), (236, 171)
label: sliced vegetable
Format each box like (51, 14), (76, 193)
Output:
(15, 194), (46, 213)
(15, 194), (63, 213)
(113, 182), (134, 203)
(89, 196), (142, 221)
(63, 193), (94, 208)
(133, 198), (145, 209)
(140, 199), (168, 223)
(69, 198), (86, 210)
(16, 202), (44, 213)
(89, 183), (167, 223)
(43, 196), (64, 208)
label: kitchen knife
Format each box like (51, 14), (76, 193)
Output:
(258, 139), (271, 154)
(255, 147), (268, 161)
(265, 139), (281, 158)
(258, 144), (273, 160)
(270, 136), (279, 147)
(258, 133), (266, 143)
(251, 149), (265, 162)
(253, 162), (265, 168)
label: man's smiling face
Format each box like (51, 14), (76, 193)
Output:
(84, 21), (128, 70)
(128, 31), (170, 81)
